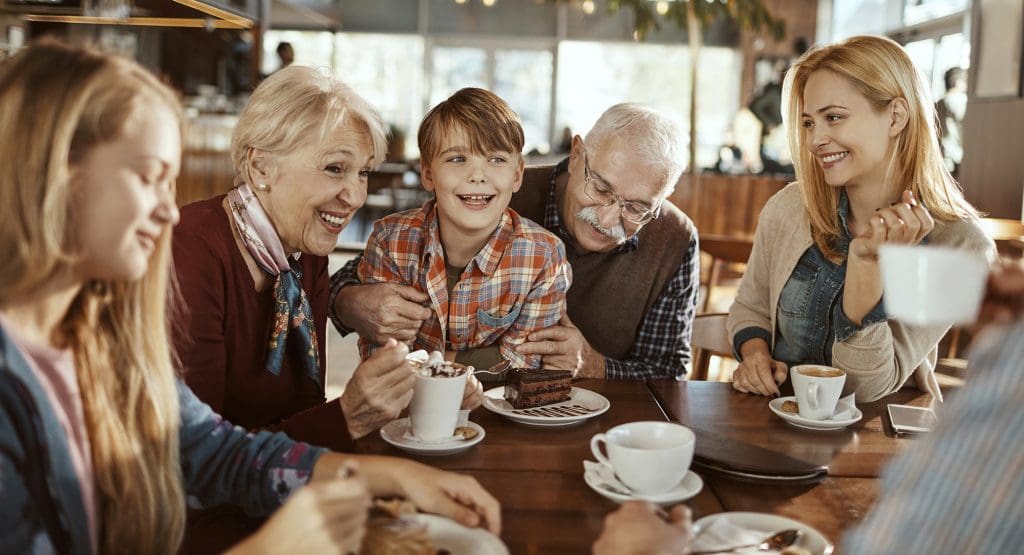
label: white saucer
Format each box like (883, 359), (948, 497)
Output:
(415, 514), (508, 554)
(482, 386), (610, 427)
(693, 512), (833, 555)
(769, 396), (862, 431)
(379, 418), (484, 456)
(583, 466), (704, 505)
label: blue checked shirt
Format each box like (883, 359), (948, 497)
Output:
(330, 162), (699, 380)
(843, 319), (1024, 553)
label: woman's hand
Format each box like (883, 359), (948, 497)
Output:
(336, 455), (502, 535)
(593, 502), (691, 555)
(461, 373), (484, 410)
(230, 463), (370, 555)
(849, 189), (934, 262)
(732, 338), (788, 397)
(340, 339), (415, 439)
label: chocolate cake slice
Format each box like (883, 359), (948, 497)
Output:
(504, 368), (572, 409)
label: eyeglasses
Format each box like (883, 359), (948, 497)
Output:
(581, 148), (661, 226)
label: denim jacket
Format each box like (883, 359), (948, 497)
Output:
(0, 323), (326, 554)
(735, 192), (887, 368)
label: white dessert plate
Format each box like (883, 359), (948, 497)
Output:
(768, 396), (863, 431)
(693, 512), (834, 555)
(379, 418), (484, 456)
(482, 386), (610, 427)
(583, 466), (704, 506)
(415, 514), (508, 555)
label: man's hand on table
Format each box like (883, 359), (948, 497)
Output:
(340, 339), (415, 439)
(516, 314), (605, 378)
(335, 282), (431, 344)
(593, 501), (692, 555)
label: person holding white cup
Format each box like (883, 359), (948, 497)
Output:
(727, 35), (995, 403)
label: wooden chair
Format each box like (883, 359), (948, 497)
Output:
(690, 313), (734, 381)
(979, 217), (1024, 260)
(700, 234), (754, 313)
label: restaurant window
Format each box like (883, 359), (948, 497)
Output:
(334, 33), (426, 159)
(830, 0), (889, 40)
(428, 42), (555, 155)
(905, 32), (969, 101)
(556, 41), (742, 170)
(903, 0), (969, 26)
(261, 30), (334, 76)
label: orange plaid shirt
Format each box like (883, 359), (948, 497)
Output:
(357, 201), (571, 367)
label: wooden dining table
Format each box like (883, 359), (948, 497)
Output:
(355, 379), (940, 554)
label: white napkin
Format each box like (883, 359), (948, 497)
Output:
(692, 517), (783, 554)
(402, 410), (472, 444)
(583, 460), (635, 495)
(828, 393), (856, 421)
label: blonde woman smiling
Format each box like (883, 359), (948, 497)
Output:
(727, 35), (995, 402)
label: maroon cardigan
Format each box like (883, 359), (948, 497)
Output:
(173, 195), (353, 553)
(173, 194), (353, 449)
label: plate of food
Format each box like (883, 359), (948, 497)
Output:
(363, 499), (508, 555)
(482, 368), (609, 426)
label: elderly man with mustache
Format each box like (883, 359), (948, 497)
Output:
(331, 103), (699, 380)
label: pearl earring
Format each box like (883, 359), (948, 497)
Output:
(256, 182), (268, 191)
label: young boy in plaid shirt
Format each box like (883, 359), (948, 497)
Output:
(357, 88), (571, 370)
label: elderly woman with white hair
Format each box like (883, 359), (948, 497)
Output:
(172, 66), (485, 552)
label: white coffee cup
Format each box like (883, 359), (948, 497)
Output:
(790, 365), (846, 420)
(408, 369), (468, 442)
(878, 244), (989, 326)
(589, 421), (695, 495)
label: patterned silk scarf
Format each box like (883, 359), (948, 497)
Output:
(226, 183), (321, 387)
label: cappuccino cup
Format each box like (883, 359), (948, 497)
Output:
(790, 365), (846, 420)
(408, 364), (468, 442)
(878, 244), (988, 326)
(589, 421), (695, 495)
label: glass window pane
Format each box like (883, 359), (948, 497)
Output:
(494, 49), (553, 154)
(904, 0), (969, 26)
(904, 38), (937, 97)
(429, 46), (488, 107)
(556, 41), (741, 170)
(334, 33), (426, 160)
(831, 0), (888, 39)
(261, 30), (334, 76)
(933, 33), (969, 99)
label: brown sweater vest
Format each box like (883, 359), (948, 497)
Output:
(510, 164), (695, 360)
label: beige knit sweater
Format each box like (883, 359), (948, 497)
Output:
(727, 183), (996, 402)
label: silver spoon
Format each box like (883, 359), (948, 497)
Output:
(473, 360), (511, 377)
(690, 529), (802, 555)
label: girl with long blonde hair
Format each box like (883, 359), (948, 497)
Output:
(0, 39), (498, 555)
(727, 35), (994, 402)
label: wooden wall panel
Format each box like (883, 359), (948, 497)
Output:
(959, 98), (1024, 219)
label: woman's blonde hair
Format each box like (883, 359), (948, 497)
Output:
(0, 39), (185, 553)
(231, 65), (388, 187)
(782, 34), (979, 261)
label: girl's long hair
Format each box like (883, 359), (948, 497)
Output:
(0, 39), (185, 553)
(782, 35), (979, 261)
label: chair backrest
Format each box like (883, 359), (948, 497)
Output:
(979, 217), (1024, 259)
(690, 312), (733, 380)
(699, 234), (754, 312)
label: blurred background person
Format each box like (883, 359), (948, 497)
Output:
(935, 66), (967, 178)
